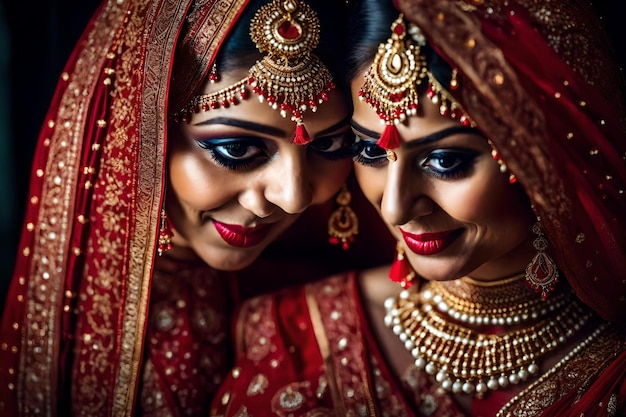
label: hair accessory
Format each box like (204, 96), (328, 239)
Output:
(388, 242), (416, 288)
(327, 185), (358, 250)
(248, 0), (335, 145)
(525, 220), (559, 299)
(178, 79), (249, 123)
(358, 14), (473, 157)
(157, 209), (173, 256)
(177, 0), (335, 144)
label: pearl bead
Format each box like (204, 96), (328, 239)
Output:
(452, 381), (463, 393)
(425, 363), (437, 374)
(476, 382), (488, 393)
(509, 374), (520, 384)
(487, 378), (499, 390)
(462, 382), (475, 394)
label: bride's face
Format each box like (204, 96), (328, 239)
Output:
(166, 71), (354, 271)
(350, 74), (536, 282)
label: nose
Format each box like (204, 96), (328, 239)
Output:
(239, 148), (313, 217)
(380, 157), (433, 225)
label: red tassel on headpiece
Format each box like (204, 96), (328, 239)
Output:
(376, 124), (401, 150)
(292, 123), (312, 145)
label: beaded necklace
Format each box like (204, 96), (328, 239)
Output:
(383, 274), (592, 397)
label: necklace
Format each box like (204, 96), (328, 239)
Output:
(384, 276), (592, 397)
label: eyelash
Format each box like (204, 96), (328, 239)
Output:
(197, 132), (356, 171)
(422, 150), (477, 180)
(353, 139), (478, 180)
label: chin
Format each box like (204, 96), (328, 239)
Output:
(199, 245), (266, 272)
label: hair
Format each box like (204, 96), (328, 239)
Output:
(345, 0), (398, 83)
(216, 0), (349, 88)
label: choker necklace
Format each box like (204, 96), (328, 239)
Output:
(384, 275), (592, 397)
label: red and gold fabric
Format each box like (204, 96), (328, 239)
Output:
(0, 1), (246, 415)
(397, 0), (626, 325)
(211, 272), (626, 416)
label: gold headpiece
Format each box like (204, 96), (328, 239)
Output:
(358, 14), (473, 156)
(177, 0), (336, 145)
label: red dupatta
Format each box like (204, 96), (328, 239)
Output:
(0, 0), (246, 415)
(399, 0), (626, 326)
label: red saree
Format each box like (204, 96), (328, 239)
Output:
(211, 272), (626, 416)
(0, 1), (246, 414)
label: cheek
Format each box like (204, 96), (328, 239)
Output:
(353, 164), (386, 208)
(445, 171), (532, 237)
(168, 149), (233, 211)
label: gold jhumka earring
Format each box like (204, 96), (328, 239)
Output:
(358, 14), (473, 161)
(177, 0), (336, 145)
(327, 185), (359, 250)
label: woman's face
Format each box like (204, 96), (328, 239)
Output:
(350, 75), (536, 282)
(167, 71), (353, 271)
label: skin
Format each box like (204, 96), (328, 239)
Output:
(164, 69), (353, 271)
(350, 74), (537, 283)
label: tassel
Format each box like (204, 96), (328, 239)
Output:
(292, 123), (312, 145)
(376, 124), (401, 150)
(389, 242), (416, 289)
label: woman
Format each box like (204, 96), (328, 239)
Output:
(209, 0), (626, 415)
(0, 0), (394, 415)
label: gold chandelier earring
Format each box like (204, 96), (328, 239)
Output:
(525, 219), (559, 299)
(327, 185), (358, 250)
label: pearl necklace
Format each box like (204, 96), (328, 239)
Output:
(384, 277), (592, 397)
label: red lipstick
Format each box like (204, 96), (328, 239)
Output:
(213, 221), (271, 248)
(399, 228), (463, 256)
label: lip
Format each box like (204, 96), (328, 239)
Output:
(213, 220), (272, 248)
(399, 227), (464, 256)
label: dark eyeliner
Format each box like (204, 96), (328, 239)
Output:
(422, 150), (478, 180)
(197, 137), (266, 171)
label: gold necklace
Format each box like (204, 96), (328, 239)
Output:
(384, 278), (592, 397)
(425, 274), (571, 325)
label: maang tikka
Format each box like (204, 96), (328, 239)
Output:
(358, 14), (473, 160)
(178, 0), (336, 145)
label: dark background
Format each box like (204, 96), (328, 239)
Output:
(1, 1), (624, 310)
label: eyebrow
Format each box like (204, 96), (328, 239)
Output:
(351, 120), (482, 146)
(193, 115), (351, 139)
(193, 117), (286, 137)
